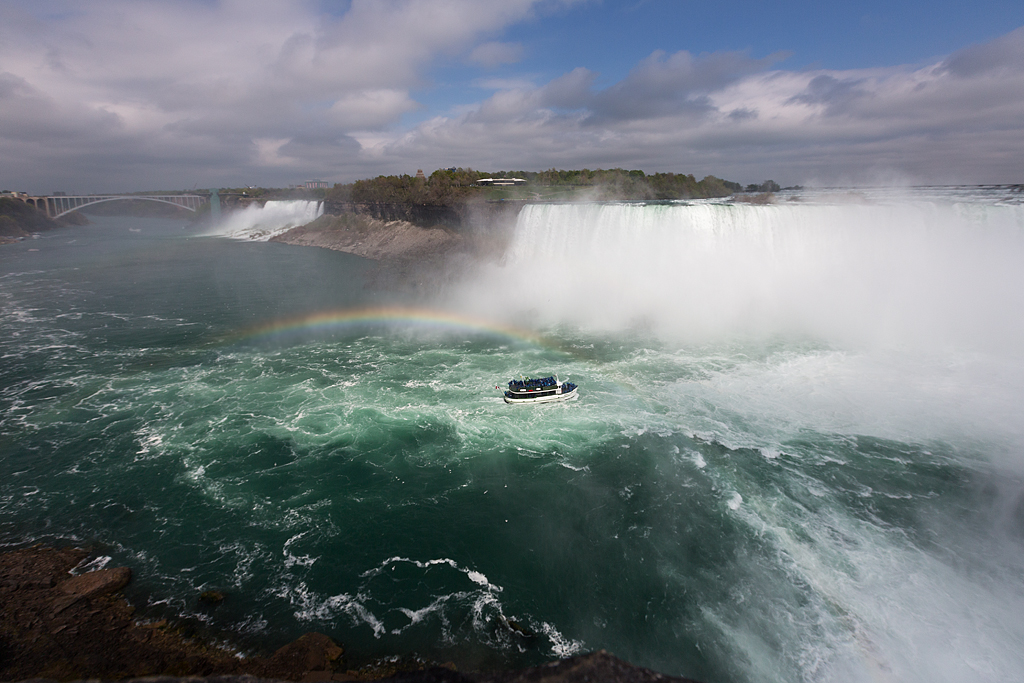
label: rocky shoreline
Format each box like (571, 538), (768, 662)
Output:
(269, 213), (460, 262)
(1, 545), (701, 683)
(269, 200), (524, 266)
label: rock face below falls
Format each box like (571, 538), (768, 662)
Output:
(270, 213), (460, 262)
(0, 546), (703, 683)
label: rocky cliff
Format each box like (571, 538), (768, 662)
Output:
(320, 200), (525, 232)
(270, 200), (523, 266)
(269, 213), (459, 261)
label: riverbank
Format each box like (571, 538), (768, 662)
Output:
(266, 202), (523, 296)
(0, 546), (700, 683)
(269, 213), (460, 262)
(0, 198), (89, 243)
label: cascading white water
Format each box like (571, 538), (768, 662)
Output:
(464, 200), (1024, 352)
(452, 196), (1024, 469)
(211, 200), (324, 241)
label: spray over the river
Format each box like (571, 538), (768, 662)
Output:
(212, 200), (324, 240)
(1, 189), (1023, 683)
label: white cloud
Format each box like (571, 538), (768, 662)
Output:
(1, 1), (1022, 191)
(254, 138), (295, 168)
(0, 0), (545, 191)
(472, 76), (539, 91)
(468, 41), (525, 67)
(938, 25), (1024, 77)
(379, 33), (1024, 185)
(327, 89), (420, 129)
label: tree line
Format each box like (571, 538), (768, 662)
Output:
(325, 168), (761, 206)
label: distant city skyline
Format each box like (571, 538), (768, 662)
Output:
(2, 0), (1023, 193)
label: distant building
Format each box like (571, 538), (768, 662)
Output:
(477, 178), (527, 186)
(415, 169), (426, 179)
(303, 180), (329, 189)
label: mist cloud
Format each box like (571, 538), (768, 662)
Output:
(1, 1), (1022, 192)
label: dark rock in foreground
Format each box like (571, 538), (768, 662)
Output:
(0, 546), (244, 681)
(387, 651), (701, 683)
(1, 546), (700, 683)
(10, 652), (701, 683)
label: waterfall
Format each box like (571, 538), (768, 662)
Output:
(462, 200), (1024, 351)
(211, 200), (324, 241)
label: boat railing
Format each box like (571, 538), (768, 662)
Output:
(508, 375), (558, 390)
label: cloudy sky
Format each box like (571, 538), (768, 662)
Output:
(2, 0), (1023, 193)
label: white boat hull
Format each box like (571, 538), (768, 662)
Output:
(503, 386), (579, 404)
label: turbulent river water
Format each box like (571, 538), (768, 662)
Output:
(2, 191), (1024, 683)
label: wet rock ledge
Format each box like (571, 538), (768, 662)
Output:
(0, 546), (700, 683)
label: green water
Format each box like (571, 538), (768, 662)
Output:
(2, 212), (1024, 683)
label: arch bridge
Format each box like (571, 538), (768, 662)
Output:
(26, 194), (208, 219)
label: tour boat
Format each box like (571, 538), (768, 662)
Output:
(502, 375), (578, 404)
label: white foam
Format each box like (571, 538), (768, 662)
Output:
(361, 556), (503, 594)
(292, 587), (387, 638)
(283, 531), (318, 569)
(71, 555), (112, 575)
(466, 570), (490, 586)
(209, 200), (323, 241)
(134, 427), (163, 458)
(537, 621), (586, 658)
(456, 200), (1024, 354)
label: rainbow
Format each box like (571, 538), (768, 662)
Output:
(227, 306), (559, 349)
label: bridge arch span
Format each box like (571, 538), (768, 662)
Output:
(44, 194), (208, 219)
